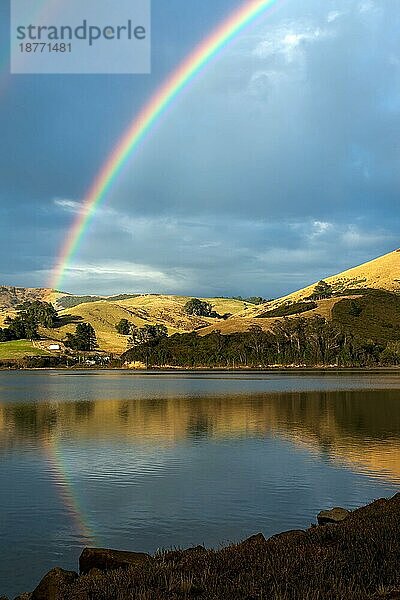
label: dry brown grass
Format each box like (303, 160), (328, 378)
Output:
(59, 493), (400, 600)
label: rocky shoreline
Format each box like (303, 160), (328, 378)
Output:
(4, 494), (400, 600)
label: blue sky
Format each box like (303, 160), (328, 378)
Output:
(0, 0), (399, 296)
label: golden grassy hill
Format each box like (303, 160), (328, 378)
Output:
(0, 287), (67, 328)
(233, 248), (400, 320)
(0, 286), (65, 309)
(198, 249), (400, 336)
(198, 297), (342, 336)
(41, 295), (247, 353)
(2, 248), (399, 353)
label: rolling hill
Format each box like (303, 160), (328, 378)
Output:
(235, 248), (400, 320)
(0, 286), (65, 310)
(0, 287), (248, 354)
(1, 248), (399, 355)
(40, 295), (248, 353)
(198, 250), (400, 335)
(0, 287), (68, 331)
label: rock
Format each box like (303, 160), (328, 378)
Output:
(317, 507), (350, 525)
(13, 594), (32, 600)
(79, 547), (153, 575)
(32, 569), (76, 600)
(270, 529), (306, 543)
(30, 568), (78, 600)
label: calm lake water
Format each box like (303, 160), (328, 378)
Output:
(0, 370), (399, 597)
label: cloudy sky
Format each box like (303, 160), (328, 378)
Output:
(0, 0), (399, 297)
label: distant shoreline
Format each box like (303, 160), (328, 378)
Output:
(1, 365), (400, 373)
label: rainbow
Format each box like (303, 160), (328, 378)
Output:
(50, 0), (278, 290)
(43, 438), (96, 544)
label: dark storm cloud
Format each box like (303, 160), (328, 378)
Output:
(1, 0), (399, 295)
(111, 0), (400, 223)
(56, 200), (394, 296)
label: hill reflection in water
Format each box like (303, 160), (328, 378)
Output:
(1, 385), (399, 483)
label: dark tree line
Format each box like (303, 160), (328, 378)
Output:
(221, 296), (269, 305)
(123, 316), (400, 368)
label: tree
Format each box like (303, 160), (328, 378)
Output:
(0, 327), (15, 342)
(0, 300), (57, 342)
(24, 317), (40, 341)
(65, 323), (97, 351)
(380, 341), (400, 366)
(246, 297), (265, 305)
(115, 319), (132, 335)
(6, 314), (39, 340)
(127, 324), (168, 367)
(184, 298), (215, 317)
(184, 298), (221, 318)
(128, 324), (168, 348)
(247, 325), (266, 362)
(122, 312), (400, 369)
(310, 280), (333, 300)
(7, 316), (29, 340)
(19, 300), (58, 328)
